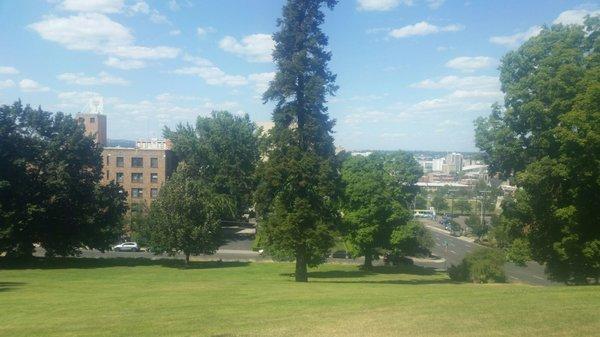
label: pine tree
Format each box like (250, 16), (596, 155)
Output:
(256, 0), (340, 282)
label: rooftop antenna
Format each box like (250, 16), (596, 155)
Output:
(82, 97), (104, 115)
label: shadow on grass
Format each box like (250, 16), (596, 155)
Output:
(280, 264), (454, 285)
(309, 264), (438, 278)
(0, 257), (249, 270)
(0, 282), (26, 292)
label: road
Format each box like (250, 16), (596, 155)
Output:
(417, 219), (554, 286)
(33, 224), (554, 285)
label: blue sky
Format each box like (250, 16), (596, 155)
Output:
(0, 0), (598, 151)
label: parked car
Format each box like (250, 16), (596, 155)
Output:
(113, 242), (140, 252)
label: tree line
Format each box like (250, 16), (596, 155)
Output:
(1, 0), (597, 285)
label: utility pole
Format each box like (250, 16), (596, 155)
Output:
(478, 190), (490, 227)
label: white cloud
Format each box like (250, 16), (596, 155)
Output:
(489, 26), (542, 48)
(56, 91), (103, 109)
(149, 10), (170, 24)
(57, 71), (129, 86)
(168, 0), (180, 11)
(0, 66), (19, 75)
(58, 0), (124, 13)
(248, 72), (275, 95)
(129, 1), (149, 14)
(0, 79), (15, 89)
(389, 21), (463, 38)
(196, 26), (215, 37)
(173, 66), (248, 87)
(104, 57), (146, 69)
(183, 54), (213, 66)
(219, 34), (274, 63)
(29, 13), (133, 51)
(19, 79), (50, 92)
(29, 13), (179, 66)
(445, 56), (495, 72)
(169, 29), (181, 36)
(411, 75), (500, 91)
(108, 45), (179, 59)
(357, 0), (411, 11)
(553, 9), (600, 26)
(426, 0), (445, 9)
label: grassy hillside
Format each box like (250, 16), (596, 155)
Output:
(1, 258), (598, 337)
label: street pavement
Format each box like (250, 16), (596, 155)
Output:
(417, 219), (554, 286)
(33, 223), (554, 285)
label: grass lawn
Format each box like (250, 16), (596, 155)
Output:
(1, 258), (599, 337)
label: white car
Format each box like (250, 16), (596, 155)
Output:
(113, 242), (140, 252)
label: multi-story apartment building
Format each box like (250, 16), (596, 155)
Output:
(77, 113), (176, 209)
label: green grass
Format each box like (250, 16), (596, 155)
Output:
(1, 258), (599, 337)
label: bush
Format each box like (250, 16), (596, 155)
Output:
(448, 248), (506, 283)
(506, 238), (531, 266)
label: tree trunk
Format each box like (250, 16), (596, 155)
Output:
(363, 249), (373, 269)
(295, 246), (308, 282)
(184, 252), (190, 266)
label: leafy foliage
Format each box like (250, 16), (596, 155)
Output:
(255, 0), (340, 281)
(145, 164), (233, 264)
(448, 248), (506, 283)
(465, 214), (488, 239)
(505, 238), (531, 267)
(390, 221), (434, 258)
(454, 199), (471, 215)
(340, 152), (422, 267)
(0, 101), (127, 257)
(474, 18), (600, 283)
(431, 194), (448, 212)
(164, 111), (260, 220)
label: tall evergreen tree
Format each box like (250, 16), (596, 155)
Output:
(256, 0), (340, 282)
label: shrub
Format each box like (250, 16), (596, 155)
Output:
(448, 248), (506, 283)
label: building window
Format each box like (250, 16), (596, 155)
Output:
(131, 188), (143, 198)
(116, 157), (124, 167)
(116, 172), (124, 183)
(90, 117), (95, 123)
(151, 157), (158, 168)
(106, 170), (109, 180)
(106, 155), (110, 165)
(150, 173), (158, 183)
(131, 173), (143, 183)
(151, 188), (158, 199)
(131, 157), (143, 168)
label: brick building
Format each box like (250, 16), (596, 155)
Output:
(77, 113), (176, 208)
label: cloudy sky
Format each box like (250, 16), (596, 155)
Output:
(0, 1), (598, 151)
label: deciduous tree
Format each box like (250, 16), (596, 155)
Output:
(164, 111), (260, 220)
(0, 101), (127, 257)
(145, 164), (233, 264)
(474, 18), (600, 283)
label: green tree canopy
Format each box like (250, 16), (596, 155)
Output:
(255, 0), (340, 282)
(164, 111), (260, 220)
(431, 194), (448, 212)
(454, 199), (471, 215)
(340, 152), (422, 268)
(145, 164), (233, 264)
(474, 18), (600, 284)
(0, 101), (127, 257)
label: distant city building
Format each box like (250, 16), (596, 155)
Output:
(444, 152), (464, 173)
(432, 158), (445, 172)
(78, 113), (176, 209)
